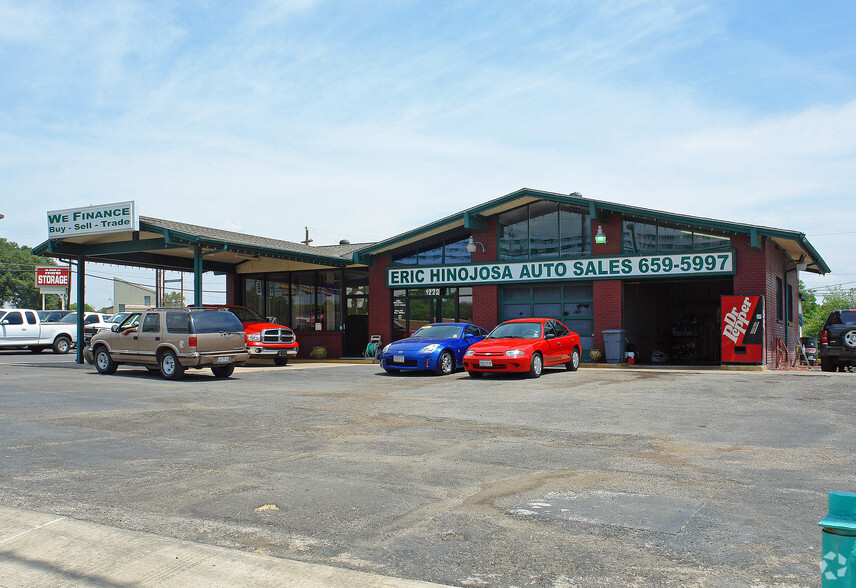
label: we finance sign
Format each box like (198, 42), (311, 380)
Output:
(387, 251), (735, 287)
(47, 201), (138, 237)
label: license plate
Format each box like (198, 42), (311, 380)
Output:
(394, 355), (405, 363)
(479, 359), (493, 367)
(278, 349), (289, 356)
(217, 356), (231, 364)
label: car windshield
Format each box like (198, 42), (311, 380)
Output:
(218, 306), (266, 322)
(192, 310), (244, 333)
(487, 322), (542, 339)
(410, 324), (463, 339)
(59, 313), (79, 324)
(108, 313), (130, 323)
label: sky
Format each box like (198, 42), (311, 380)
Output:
(1, 0), (854, 309)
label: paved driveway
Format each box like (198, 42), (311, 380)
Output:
(1, 352), (853, 586)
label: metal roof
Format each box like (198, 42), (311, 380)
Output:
(353, 188), (830, 274)
(33, 216), (367, 273)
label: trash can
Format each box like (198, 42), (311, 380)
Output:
(602, 329), (626, 364)
(818, 491), (856, 586)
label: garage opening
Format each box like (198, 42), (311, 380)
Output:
(623, 278), (732, 365)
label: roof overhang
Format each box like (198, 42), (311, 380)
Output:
(32, 216), (358, 273)
(353, 187), (830, 274)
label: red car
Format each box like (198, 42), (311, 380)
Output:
(463, 318), (581, 378)
(206, 305), (299, 366)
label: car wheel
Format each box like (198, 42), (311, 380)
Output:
(94, 347), (118, 374)
(566, 348), (580, 371)
(528, 352), (543, 378)
(159, 350), (185, 380)
(146, 367), (160, 374)
(468, 370), (484, 378)
(383, 367), (399, 374)
(435, 351), (454, 375)
(843, 329), (856, 350)
(211, 364), (235, 378)
(274, 357), (289, 366)
(820, 357), (836, 372)
(29, 346), (45, 353)
(52, 335), (71, 354)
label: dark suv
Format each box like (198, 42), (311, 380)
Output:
(819, 309), (856, 372)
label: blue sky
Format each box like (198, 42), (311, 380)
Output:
(1, 0), (854, 307)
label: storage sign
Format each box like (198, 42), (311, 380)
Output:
(387, 251), (735, 287)
(47, 201), (138, 237)
(36, 266), (69, 287)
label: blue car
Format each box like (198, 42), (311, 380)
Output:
(381, 323), (489, 375)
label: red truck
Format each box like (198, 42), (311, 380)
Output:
(208, 305), (299, 365)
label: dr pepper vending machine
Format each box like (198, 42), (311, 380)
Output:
(721, 295), (765, 364)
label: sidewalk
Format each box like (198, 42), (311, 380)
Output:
(0, 505), (449, 588)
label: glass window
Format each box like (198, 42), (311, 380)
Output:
(25, 311), (37, 325)
(503, 287), (531, 301)
(623, 220), (658, 254)
(658, 224), (694, 252)
(553, 321), (570, 337)
(292, 273), (316, 332)
(266, 280), (291, 325)
(166, 312), (190, 333)
(534, 303), (562, 316)
(417, 245), (444, 266)
(528, 201), (560, 259)
(776, 277), (784, 320)
(141, 313), (160, 333)
(3, 311), (23, 325)
(559, 204), (591, 256)
(499, 206), (529, 260)
(444, 239), (472, 264)
(392, 251), (418, 266)
(244, 278), (264, 316)
(317, 270), (342, 332)
(694, 231), (731, 251)
(191, 310), (243, 333)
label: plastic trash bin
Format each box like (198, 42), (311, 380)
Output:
(603, 329), (626, 363)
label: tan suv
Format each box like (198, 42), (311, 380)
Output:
(90, 307), (249, 379)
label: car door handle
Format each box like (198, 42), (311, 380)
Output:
(133, 336), (138, 340)
(154, 337), (160, 341)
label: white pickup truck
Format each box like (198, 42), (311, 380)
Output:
(0, 309), (79, 353)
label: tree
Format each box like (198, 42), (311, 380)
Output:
(801, 285), (856, 338)
(0, 238), (62, 308)
(161, 291), (187, 308)
(70, 302), (97, 312)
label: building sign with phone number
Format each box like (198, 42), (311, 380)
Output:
(387, 251), (735, 287)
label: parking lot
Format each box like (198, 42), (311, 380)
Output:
(1, 351), (853, 586)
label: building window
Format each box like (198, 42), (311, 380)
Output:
(776, 277), (784, 321)
(623, 219), (730, 254)
(241, 271), (344, 332)
(391, 287), (472, 340)
(499, 202), (591, 261)
(392, 237), (472, 267)
(786, 282), (793, 323)
(144, 295), (151, 306)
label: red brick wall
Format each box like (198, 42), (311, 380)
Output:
(293, 331), (342, 359)
(591, 213), (623, 350)
(368, 254), (393, 344)
(471, 218), (499, 329)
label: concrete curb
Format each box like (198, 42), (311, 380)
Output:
(0, 505), (450, 588)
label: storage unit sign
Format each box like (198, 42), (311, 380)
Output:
(47, 201), (138, 237)
(387, 251), (735, 287)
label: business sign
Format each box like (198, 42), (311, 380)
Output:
(47, 201), (138, 238)
(387, 251), (735, 287)
(721, 295), (765, 364)
(36, 266), (70, 295)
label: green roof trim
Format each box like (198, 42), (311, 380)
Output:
(352, 187), (830, 274)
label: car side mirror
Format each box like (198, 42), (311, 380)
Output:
(545, 333), (556, 340)
(1, 319), (8, 325)
(111, 324), (120, 332)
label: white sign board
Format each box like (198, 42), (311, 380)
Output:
(47, 201), (138, 238)
(387, 251), (735, 287)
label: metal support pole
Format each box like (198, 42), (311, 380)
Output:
(193, 246), (203, 306)
(76, 256), (85, 364)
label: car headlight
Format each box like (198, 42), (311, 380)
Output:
(465, 349), (475, 357)
(246, 333), (261, 342)
(505, 349), (525, 357)
(382, 344), (390, 353)
(419, 344), (440, 354)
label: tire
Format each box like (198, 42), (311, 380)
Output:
(843, 329), (856, 350)
(274, 357), (289, 366)
(566, 348), (580, 371)
(468, 370), (484, 378)
(211, 364), (235, 378)
(435, 351), (454, 376)
(29, 346), (45, 353)
(383, 368), (399, 375)
(159, 350), (185, 380)
(528, 352), (543, 378)
(146, 367), (160, 374)
(52, 335), (71, 354)
(94, 346), (118, 375)
(820, 357), (836, 372)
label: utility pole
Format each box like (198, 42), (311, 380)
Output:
(301, 227), (313, 246)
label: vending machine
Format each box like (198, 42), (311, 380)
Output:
(721, 295), (765, 364)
